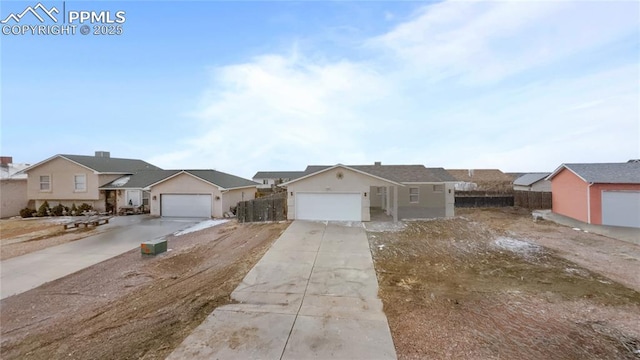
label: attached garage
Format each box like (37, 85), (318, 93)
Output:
(601, 191), (640, 228)
(161, 194), (212, 218)
(296, 192), (361, 221)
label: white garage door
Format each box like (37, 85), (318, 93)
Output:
(296, 192), (361, 221)
(161, 194), (211, 218)
(602, 191), (640, 228)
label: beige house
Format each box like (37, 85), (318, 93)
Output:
(21, 152), (159, 213)
(513, 173), (552, 192)
(282, 163), (456, 222)
(101, 169), (258, 218)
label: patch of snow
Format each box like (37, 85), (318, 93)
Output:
(330, 221), (364, 228)
(377, 244), (386, 250)
(493, 237), (541, 255)
(174, 219), (229, 236)
(572, 227), (581, 231)
(111, 176), (131, 187)
(365, 221), (406, 233)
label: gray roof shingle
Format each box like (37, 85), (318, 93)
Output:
(187, 170), (259, 189)
(514, 173), (551, 186)
(253, 171), (306, 180)
(101, 169), (259, 190)
(100, 170), (180, 189)
(303, 164), (456, 183)
(559, 163), (640, 184)
(62, 154), (161, 173)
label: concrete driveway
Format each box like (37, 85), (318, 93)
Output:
(0, 215), (200, 299)
(168, 220), (397, 360)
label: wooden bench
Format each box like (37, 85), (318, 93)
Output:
(63, 216), (113, 230)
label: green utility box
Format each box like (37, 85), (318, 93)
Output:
(141, 238), (167, 255)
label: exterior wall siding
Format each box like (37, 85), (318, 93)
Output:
(26, 157), (108, 211)
(149, 173), (223, 218)
(0, 179), (27, 218)
(397, 184), (449, 219)
(551, 169), (589, 223)
(222, 187), (256, 215)
(589, 183), (640, 225)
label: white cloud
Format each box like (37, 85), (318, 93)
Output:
(152, 1), (639, 177)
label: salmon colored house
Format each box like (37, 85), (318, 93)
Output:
(547, 162), (640, 228)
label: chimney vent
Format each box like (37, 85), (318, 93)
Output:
(0, 156), (13, 165)
(374, 161), (382, 166)
(95, 151), (110, 158)
(468, 169), (474, 177)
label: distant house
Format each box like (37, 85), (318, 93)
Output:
(20, 152), (160, 213)
(547, 162), (640, 228)
(0, 156), (29, 218)
(252, 171), (305, 189)
(281, 162), (456, 221)
(99, 169), (258, 218)
(513, 173), (551, 192)
(446, 169), (514, 192)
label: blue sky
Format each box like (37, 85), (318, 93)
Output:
(1, 1), (638, 178)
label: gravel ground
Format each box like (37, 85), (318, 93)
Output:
(368, 208), (640, 359)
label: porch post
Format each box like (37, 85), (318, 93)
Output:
(393, 185), (398, 222)
(386, 186), (392, 215)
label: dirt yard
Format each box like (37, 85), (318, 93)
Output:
(368, 208), (640, 359)
(0, 220), (289, 359)
(0, 217), (109, 260)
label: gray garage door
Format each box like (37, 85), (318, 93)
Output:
(601, 191), (640, 228)
(161, 194), (211, 218)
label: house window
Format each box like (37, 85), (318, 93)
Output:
(74, 174), (87, 192)
(433, 184), (444, 192)
(263, 179), (268, 184)
(377, 187), (383, 196)
(39, 175), (51, 191)
(409, 187), (419, 203)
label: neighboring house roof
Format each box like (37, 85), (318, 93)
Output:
(0, 163), (29, 180)
(513, 173), (551, 186)
(547, 163), (640, 184)
(102, 169), (258, 190)
(253, 171), (306, 180)
(100, 170), (181, 189)
(446, 169), (514, 183)
(298, 164), (456, 184)
(21, 154), (161, 174)
(186, 170), (259, 189)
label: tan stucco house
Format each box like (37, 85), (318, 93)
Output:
(101, 169), (258, 218)
(281, 163), (456, 222)
(21, 152), (160, 213)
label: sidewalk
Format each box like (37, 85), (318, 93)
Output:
(167, 220), (397, 360)
(535, 210), (640, 245)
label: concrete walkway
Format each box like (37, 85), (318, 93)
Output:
(168, 220), (397, 360)
(0, 216), (199, 299)
(535, 210), (640, 245)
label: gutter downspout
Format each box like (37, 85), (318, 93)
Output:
(587, 183), (593, 224)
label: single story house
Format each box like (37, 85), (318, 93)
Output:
(513, 173), (551, 192)
(446, 169), (514, 192)
(281, 162), (456, 222)
(547, 162), (640, 228)
(252, 171), (305, 189)
(20, 152), (160, 213)
(101, 169), (258, 218)
(0, 156), (29, 218)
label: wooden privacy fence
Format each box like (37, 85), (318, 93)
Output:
(514, 191), (552, 209)
(455, 191), (514, 208)
(237, 192), (287, 223)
